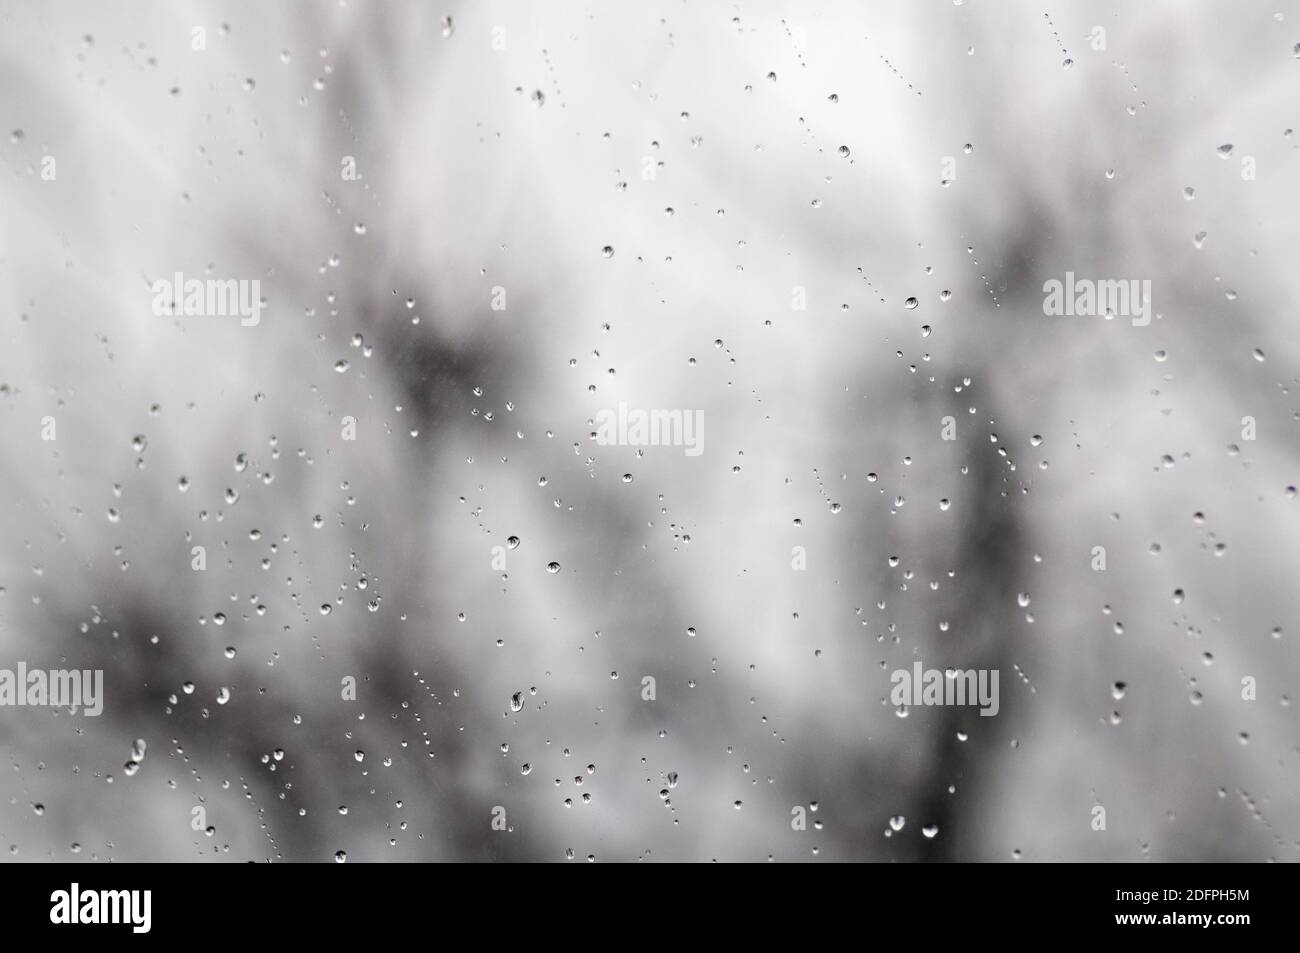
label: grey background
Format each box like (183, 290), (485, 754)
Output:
(1, 0), (1298, 861)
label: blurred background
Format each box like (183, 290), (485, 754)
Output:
(1, 0), (1298, 862)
